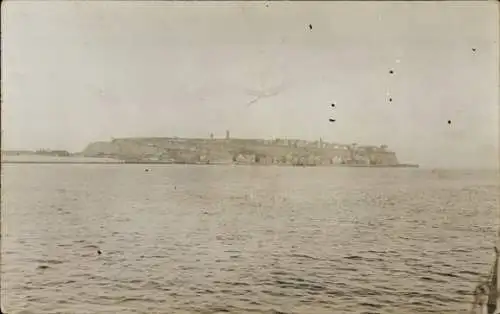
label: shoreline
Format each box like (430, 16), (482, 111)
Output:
(1, 160), (420, 168)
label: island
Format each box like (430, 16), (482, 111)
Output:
(3, 131), (419, 167)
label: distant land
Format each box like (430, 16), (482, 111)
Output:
(2, 132), (419, 168)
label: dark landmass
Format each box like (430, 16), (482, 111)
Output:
(2, 134), (419, 167)
(79, 134), (418, 167)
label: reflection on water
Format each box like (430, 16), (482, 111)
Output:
(2, 165), (499, 313)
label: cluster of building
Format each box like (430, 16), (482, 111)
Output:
(34, 149), (71, 157)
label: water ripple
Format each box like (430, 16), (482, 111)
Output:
(2, 166), (498, 313)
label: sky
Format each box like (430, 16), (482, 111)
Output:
(1, 1), (499, 168)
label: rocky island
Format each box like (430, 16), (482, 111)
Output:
(76, 131), (418, 167)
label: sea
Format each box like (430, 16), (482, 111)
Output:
(1, 164), (499, 314)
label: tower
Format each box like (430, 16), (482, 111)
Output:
(226, 130), (230, 140)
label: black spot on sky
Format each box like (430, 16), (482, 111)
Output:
(309, 24), (312, 30)
(97, 250), (102, 255)
(329, 119), (336, 122)
(389, 70), (394, 74)
(331, 103), (335, 108)
(472, 48), (476, 52)
(388, 98), (393, 102)
(447, 120), (452, 125)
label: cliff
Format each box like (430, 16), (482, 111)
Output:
(81, 137), (404, 166)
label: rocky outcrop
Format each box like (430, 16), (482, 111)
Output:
(81, 137), (402, 166)
(81, 141), (120, 157)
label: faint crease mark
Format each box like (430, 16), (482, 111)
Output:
(244, 61), (287, 106)
(244, 84), (285, 107)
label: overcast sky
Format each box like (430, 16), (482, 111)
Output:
(2, 1), (498, 168)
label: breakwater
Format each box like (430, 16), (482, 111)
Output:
(80, 136), (418, 167)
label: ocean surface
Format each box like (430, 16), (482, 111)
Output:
(1, 165), (499, 314)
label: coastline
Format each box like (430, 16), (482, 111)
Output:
(2, 136), (420, 168)
(1, 158), (419, 168)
